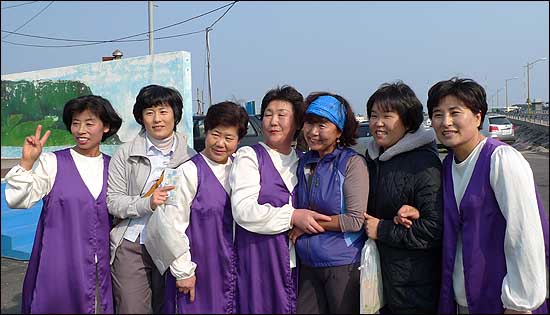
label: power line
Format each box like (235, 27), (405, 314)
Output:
(1, 29), (207, 48)
(1, 1), (235, 44)
(1, 1), (39, 10)
(209, 1), (236, 29)
(2, 1), (54, 40)
(1, 28), (205, 43)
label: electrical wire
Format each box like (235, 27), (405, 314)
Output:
(2, 1), (54, 40)
(1, 29), (207, 47)
(209, 1), (236, 29)
(1, 1), (236, 45)
(1, 1), (39, 10)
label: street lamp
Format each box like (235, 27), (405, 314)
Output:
(504, 77), (519, 112)
(496, 88), (503, 111)
(525, 57), (548, 113)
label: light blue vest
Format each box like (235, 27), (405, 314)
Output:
(295, 147), (366, 267)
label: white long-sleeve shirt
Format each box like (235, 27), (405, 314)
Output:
(5, 149), (105, 263)
(229, 142), (299, 267)
(165, 153), (233, 280)
(5, 150), (104, 207)
(452, 138), (547, 311)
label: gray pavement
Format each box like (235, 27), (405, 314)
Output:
(1, 151), (549, 314)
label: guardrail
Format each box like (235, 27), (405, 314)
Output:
(505, 112), (549, 127)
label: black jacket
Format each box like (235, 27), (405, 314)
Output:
(365, 131), (443, 314)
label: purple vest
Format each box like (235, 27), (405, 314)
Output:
(163, 154), (237, 314)
(234, 144), (298, 314)
(21, 149), (114, 314)
(295, 147), (366, 267)
(439, 138), (549, 314)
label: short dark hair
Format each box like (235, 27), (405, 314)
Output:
(304, 92), (358, 147)
(132, 84), (184, 131)
(366, 81), (424, 133)
(204, 101), (249, 140)
(427, 77), (488, 130)
(260, 85), (304, 140)
(62, 95), (122, 142)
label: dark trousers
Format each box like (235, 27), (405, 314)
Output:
(111, 238), (165, 314)
(297, 263), (361, 314)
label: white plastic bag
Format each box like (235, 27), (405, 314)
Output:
(358, 238), (384, 314)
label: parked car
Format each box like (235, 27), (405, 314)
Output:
(351, 121), (372, 155)
(192, 114), (263, 152)
(487, 114), (516, 144)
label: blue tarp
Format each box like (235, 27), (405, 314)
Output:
(1, 182), (41, 260)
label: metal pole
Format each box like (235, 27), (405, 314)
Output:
(524, 57), (547, 114)
(496, 88), (502, 110)
(196, 88), (201, 115)
(504, 77), (519, 112)
(206, 27), (213, 107)
(526, 63), (531, 113)
(148, 1), (154, 55)
(505, 80), (509, 111)
(201, 90), (205, 114)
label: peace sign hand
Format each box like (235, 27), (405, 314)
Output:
(20, 125), (51, 171)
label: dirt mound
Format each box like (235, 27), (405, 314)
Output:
(512, 126), (549, 153)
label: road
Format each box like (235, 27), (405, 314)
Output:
(1, 151), (549, 314)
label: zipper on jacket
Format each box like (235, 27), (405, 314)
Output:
(139, 156), (153, 197)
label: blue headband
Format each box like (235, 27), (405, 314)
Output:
(305, 95), (346, 130)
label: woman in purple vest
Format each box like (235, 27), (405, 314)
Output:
(289, 92), (369, 313)
(144, 101), (249, 314)
(363, 81), (443, 314)
(5, 95), (122, 314)
(229, 85), (331, 314)
(426, 77), (549, 314)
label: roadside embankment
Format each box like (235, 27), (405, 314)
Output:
(512, 125), (549, 153)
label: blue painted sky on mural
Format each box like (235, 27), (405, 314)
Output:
(1, 1), (549, 115)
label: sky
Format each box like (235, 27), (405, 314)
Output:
(1, 1), (549, 116)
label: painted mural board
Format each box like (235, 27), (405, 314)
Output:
(1, 51), (193, 159)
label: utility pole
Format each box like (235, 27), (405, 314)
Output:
(201, 90), (205, 114)
(206, 27), (213, 107)
(196, 88), (201, 115)
(148, 1), (154, 55)
(496, 88), (503, 111)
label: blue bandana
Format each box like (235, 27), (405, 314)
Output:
(305, 95), (346, 130)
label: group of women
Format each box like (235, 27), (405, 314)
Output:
(5, 79), (549, 314)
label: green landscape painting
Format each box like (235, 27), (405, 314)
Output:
(1, 79), (122, 147)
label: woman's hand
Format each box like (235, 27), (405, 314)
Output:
(288, 227), (306, 244)
(364, 213), (380, 239)
(291, 209), (331, 234)
(393, 205), (420, 229)
(21, 125), (51, 171)
(176, 275), (196, 302)
(149, 185), (175, 210)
